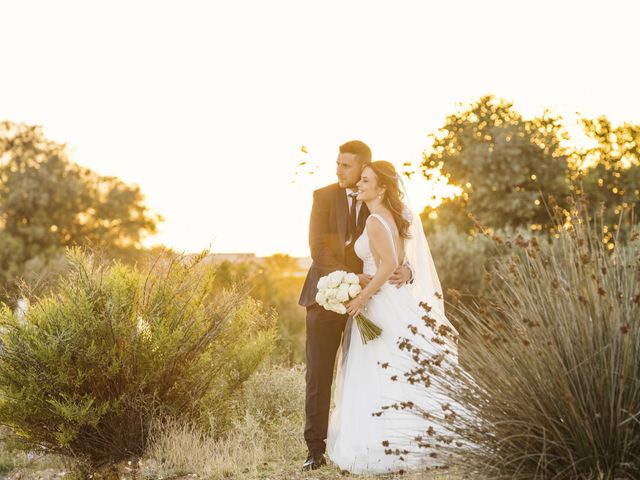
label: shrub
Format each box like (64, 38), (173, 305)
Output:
(211, 255), (307, 366)
(427, 224), (498, 304)
(0, 249), (276, 467)
(392, 198), (639, 479)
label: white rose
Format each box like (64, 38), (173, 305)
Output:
(345, 272), (359, 285)
(324, 301), (338, 313)
(336, 284), (350, 303)
(317, 276), (330, 290)
(328, 302), (347, 315)
(324, 288), (337, 301)
(348, 284), (362, 298)
(327, 270), (346, 288)
(315, 290), (327, 306)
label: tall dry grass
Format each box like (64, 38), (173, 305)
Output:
(144, 365), (307, 479)
(387, 198), (639, 479)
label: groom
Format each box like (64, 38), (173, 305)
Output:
(298, 140), (412, 470)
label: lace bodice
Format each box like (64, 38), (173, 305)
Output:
(354, 213), (399, 277)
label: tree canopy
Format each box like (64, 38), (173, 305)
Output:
(0, 120), (162, 301)
(420, 95), (639, 244)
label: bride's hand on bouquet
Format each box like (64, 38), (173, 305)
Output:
(346, 295), (365, 317)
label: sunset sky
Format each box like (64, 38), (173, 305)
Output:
(1, 0), (639, 257)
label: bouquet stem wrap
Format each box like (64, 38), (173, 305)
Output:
(353, 312), (382, 344)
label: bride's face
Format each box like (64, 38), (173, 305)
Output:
(356, 166), (385, 202)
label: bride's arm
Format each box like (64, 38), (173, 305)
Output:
(346, 217), (397, 316)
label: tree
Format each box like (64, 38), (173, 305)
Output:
(572, 116), (640, 246)
(0, 120), (162, 301)
(420, 95), (572, 234)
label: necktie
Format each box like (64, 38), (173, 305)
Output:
(347, 192), (358, 245)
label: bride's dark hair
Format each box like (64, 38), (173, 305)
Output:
(366, 161), (411, 239)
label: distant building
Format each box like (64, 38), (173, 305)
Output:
(206, 253), (258, 263)
(205, 252), (312, 275)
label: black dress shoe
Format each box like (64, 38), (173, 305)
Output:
(302, 451), (327, 471)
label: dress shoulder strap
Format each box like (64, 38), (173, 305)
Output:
(367, 213), (397, 256)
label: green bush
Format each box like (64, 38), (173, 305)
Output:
(211, 255), (306, 366)
(427, 224), (496, 303)
(427, 223), (525, 306)
(0, 249), (275, 467)
(396, 199), (640, 478)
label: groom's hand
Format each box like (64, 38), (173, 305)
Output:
(389, 265), (411, 288)
(358, 274), (373, 289)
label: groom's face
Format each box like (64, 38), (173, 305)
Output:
(336, 153), (362, 189)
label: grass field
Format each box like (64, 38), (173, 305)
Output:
(3, 455), (458, 480)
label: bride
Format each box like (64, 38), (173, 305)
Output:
(326, 161), (462, 474)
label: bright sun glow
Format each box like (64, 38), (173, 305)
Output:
(1, 1), (639, 257)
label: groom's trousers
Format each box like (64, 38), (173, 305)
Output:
(304, 303), (347, 455)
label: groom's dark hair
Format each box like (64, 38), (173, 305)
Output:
(339, 140), (372, 165)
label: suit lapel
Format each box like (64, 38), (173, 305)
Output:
(356, 202), (369, 237)
(336, 187), (348, 247)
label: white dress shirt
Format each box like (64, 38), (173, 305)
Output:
(345, 188), (362, 219)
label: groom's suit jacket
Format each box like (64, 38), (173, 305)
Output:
(298, 183), (369, 307)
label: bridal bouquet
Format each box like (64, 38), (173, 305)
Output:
(315, 270), (382, 344)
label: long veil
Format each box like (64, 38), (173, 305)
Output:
(399, 177), (459, 336)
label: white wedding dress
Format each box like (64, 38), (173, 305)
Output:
(327, 213), (460, 474)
